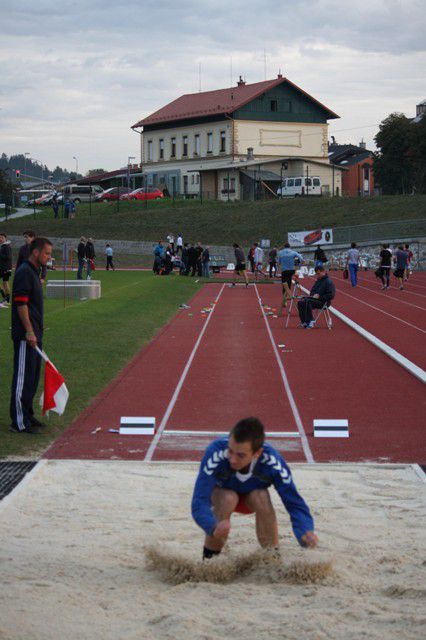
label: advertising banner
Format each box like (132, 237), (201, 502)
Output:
(288, 228), (333, 247)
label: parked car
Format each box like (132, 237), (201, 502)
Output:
(62, 184), (104, 203)
(35, 191), (59, 206)
(277, 176), (322, 197)
(95, 187), (131, 202)
(123, 187), (164, 201)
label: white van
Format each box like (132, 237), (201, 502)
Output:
(277, 176), (322, 197)
(62, 184), (104, 203)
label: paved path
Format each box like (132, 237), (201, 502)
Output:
(0, 207), (40, 222)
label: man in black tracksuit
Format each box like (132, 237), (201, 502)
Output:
(10, 237), (53, 434)
(85, 238), (96, 280)
(298, 266), (335, 328)
(186, 243), (198, 277)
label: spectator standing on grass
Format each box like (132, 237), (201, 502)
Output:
(232, 243), (249, 287)
(247, 245), (255, 273)
(16, 231), (47, 284)
(181, 243), (189, 275)
(346, 242), (361, 287)
(0, 232), (12, 308)
(202, 246), (210, 278)
(64, 198), (71, 219)
(196, 241), (203, 277)
(404, 244), (413, 281)
(164, 244), (173, 275)
(76, 237), (86, 280)
(297, 265), (335, 329)
(105, 244), (115, 271)
(176, 234), (183, 256)
(187, 243), (198, 277)
(70, 200), (76, 219)
(377, 243), (392, 290)
(277, 243), (304, 316)
(85, 238), (96, 280)
(313, 245), (327, 269)
(268, 247), (278, 278)
(394, 245), (408, 290)
(52, 194), (59, 219)
(167, 233), (175, 254)
(10, 237), (53, 434)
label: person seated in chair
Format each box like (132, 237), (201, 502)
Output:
(297, 265), (335, 329)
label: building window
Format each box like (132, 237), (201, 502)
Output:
(183, 135), (188, 156)
(171, 137), (176, 157)
(230, 177), (235, 191)
(194, 134), (200, 156)
(270, 99), (278, 112)
(159, 139), (164, 160)
(191, 174), (195, 185)
(196, 174), (200, 185)
(220, 131), (226, 153)
(147, 140), (153, 161)
(207, 132), (213, 153)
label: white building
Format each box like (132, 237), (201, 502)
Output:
(132, 75), (344, 200)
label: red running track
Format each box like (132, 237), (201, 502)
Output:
(45, 280), (426, 464)
(303, 270), (426, 371)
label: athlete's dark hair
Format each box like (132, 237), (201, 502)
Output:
(23, 230), (36, 238)
(314, 265), (325, 273)
(29, 237), (52, 253)
(230, 417), (265, 452)
(284, 242), (290, 248)
(233, 243), (239, 248)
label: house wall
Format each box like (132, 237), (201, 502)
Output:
(233, 120), (328, 159)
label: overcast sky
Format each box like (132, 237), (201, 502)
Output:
(0, 0), (425, 174)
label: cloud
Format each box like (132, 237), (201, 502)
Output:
(0, 0), (425, 170)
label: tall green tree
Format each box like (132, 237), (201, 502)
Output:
(374, 113), (414, 194)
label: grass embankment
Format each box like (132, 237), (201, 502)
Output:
(0, 271), (201, 459)
(2, 195), (426, 246)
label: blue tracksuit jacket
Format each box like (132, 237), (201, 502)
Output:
(191, 437), (314, 546)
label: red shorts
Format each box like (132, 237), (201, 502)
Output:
(234, 495), (254, 515)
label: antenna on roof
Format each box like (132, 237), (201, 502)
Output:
(263, 48), (267, 80)
(198, 62), (201, 92)
(230, 56), (233, 88)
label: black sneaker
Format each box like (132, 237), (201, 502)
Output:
(30, 416), (46, 428)
(9, 423), (40, 434)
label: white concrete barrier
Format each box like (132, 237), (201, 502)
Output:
(46, 279), (101, 300)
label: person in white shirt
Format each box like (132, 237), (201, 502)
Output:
(346, 242), (361, 287)
(253, 243), (265, 281)
(176, 234), (183, 256)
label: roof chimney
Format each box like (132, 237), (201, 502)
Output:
(277, 72), (283, 79)
(237, 75), (246, 87)
(247, 147), (254, 160)
(359, 139), (366, 150)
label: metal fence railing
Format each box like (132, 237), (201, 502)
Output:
(332, 218), (426, 245)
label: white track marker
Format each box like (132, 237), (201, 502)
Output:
(299, 284), (426, 385)
(120, 417), (155, 435)
(144, 285), (226, 461)
(314, 419), (349, 438)
(254, 285), (314, 464)
(163, 430), (300, 438)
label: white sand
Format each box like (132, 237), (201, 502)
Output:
(0, 461), (425, 640)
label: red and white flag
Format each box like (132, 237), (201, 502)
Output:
(36, 348), (69, 416)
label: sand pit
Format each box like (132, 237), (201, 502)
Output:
(0, 461), (425, 639)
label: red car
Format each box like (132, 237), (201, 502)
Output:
(123, 187), (164, 201)
(95, 187), (131, 202)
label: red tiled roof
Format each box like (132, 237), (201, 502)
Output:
(132, 77), (339, 128)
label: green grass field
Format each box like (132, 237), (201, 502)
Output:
(0, 271), (201, 459)
(3, 195), (426, 246)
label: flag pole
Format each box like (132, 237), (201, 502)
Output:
(35, 346), (49, 363)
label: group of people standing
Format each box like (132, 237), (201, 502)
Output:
(346, 242), (413, 290)
(153, 234), (210, 278)
(76, 237), (97, 280)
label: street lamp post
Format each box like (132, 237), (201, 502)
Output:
(24, 152), (30, 180)
(73, 156), (78, 176)
(127, 156), (135, 192)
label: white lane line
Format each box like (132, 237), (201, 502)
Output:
(330, 287), (426, 334)
(254, 284), (314, 464)
(352, 281), (426, 311)
(299, 284), (426, 385)
(356, 278), (426, 300)
(163, 430), (301, 437)
(144, 284), (226, 461)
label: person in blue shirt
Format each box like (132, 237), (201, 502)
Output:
(192, 417), (318, 560)
(277, 243), (304, 316)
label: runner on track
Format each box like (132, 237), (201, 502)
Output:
(277, 243), (304, 316)
(232, 243), (249, 287)
(191, 417), (318, 559)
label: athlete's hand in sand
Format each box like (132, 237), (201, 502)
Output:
(301, 531), (318, 548)
(213, 519), (231, 539)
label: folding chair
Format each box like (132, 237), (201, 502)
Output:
(285, 280), (303, 329)
(311, 301), (333, 329)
